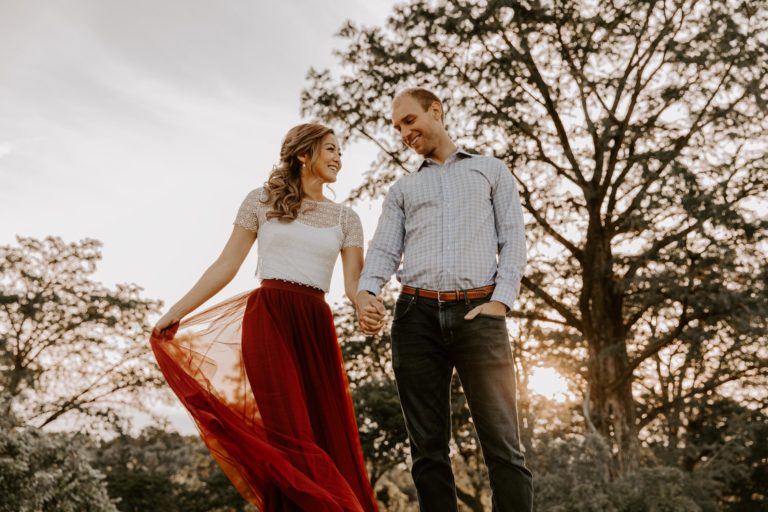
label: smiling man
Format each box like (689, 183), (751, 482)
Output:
(355, 87), (533, 511)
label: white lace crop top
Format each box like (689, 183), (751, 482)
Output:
(233, 188), (364, 292)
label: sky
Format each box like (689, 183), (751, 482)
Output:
(0, 0), (394, 311)
(0, 0), (401, 433)
(0, 1), (576, 434)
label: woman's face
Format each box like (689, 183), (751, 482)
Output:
(306, 133), (342, 184)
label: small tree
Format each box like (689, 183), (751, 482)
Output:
(93, 427), (255, 512)
(0, 236), (163, 430)
(0, 414), (117, 512)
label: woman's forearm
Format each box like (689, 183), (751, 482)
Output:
(344, 277), (361, 305)
(340, 247), (365, 305)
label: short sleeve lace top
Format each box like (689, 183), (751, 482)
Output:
(233, 188), (364, 292)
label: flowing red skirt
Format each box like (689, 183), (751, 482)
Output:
(150, 279), (378, 512)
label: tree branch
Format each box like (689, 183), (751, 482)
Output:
(638, 367), (764, 429)
(516, 179), (584, 262)
(521, 276), (583, 331)
(612, 307), (690, 391)
(498, 27), (587, 186)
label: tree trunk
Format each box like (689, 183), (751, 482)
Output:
(582, 215), (639, 476)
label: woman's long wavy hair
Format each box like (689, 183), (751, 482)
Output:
(261, 123), (334, 221)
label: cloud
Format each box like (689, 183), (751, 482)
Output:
(0, 142), (12, 160)
(0, 0), (395, 310)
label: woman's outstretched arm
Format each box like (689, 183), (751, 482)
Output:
(154, 225), (257, 333)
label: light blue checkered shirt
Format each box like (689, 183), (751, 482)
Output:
(358, 148), (527, 310)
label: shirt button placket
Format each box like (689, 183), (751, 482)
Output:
(444, 163), (453, 285)
(439, 166), (449, 291)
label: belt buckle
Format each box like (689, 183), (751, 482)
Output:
(436, 289), (460, 303)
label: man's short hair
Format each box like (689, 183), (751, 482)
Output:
(397, 87), (444, 122)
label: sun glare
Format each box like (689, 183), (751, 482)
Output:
(528, 367), (572, 402)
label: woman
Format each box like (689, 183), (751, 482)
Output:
(151, 123), (381, 512)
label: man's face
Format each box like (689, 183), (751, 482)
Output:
(391, 94), (441, 156)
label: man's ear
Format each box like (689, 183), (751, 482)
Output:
(430, 101), (443, 123)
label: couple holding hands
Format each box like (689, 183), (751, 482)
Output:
(151, 88), (533, 512)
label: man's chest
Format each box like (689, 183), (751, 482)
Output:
(400, 166), (495, 216)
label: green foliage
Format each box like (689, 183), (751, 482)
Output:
(533, 434), (715, 512)
(678, 398), (768, 511)
(0, 416), (117, 512)
(0, 236), (164, 431)
(92, 427), (255, 512)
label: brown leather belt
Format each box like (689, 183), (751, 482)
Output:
(400, 284), (495, 302)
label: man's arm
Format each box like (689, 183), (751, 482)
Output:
(490, 162), (527, 312)
(358, 182), (406, 297)
(355, 182), (406, 334)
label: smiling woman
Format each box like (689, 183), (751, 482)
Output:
(149, 123), (378, 511)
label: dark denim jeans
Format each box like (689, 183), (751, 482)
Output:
(391, 293), (534, 512)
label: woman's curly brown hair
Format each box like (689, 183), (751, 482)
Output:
(261, 123), (334, 221)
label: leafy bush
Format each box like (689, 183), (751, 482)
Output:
(0, 416), (116, 512)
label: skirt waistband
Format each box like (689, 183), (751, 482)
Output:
(260, 279), (325, 299)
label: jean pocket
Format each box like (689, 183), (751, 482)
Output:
(393, 297), (416, 322)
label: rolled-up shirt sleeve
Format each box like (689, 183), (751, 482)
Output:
(358, 181), (406, 296)
(491, 163), (527, 311)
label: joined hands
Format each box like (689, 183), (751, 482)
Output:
(353, 291), (507, 336)
(355, 291), (386, 336)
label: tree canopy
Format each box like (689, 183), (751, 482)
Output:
(0, 236), (163, 431)
(304, 0), (768, 474)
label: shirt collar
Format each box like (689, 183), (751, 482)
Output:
(416, 147), (473, 171)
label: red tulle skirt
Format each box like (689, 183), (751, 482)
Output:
(150, 279), (378, 512)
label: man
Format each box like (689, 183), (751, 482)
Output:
(356, 87), (533, 511)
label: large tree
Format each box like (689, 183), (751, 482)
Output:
(0, 236), (163, 430)
(304, 0), (768, 474)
